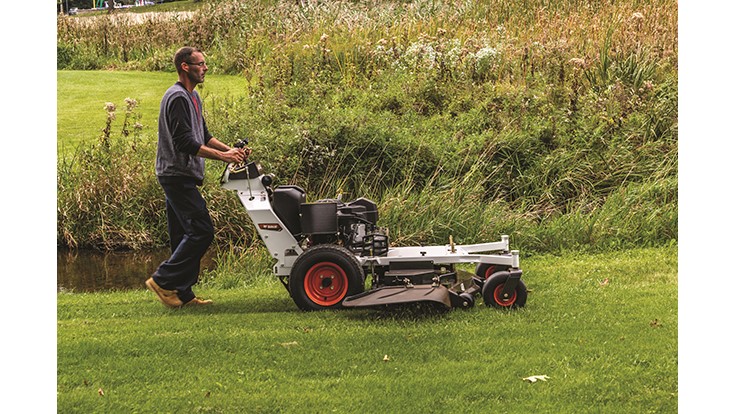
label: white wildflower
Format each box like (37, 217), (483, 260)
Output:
(473, 46), (499, 75)
(444, 39), (462, 64)
(475, 47), (498, 60)
(404, 41), (438, 70)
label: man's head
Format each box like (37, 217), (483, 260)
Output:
(174, 46), (208, 85)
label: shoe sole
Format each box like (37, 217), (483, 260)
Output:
(183, 298), (213, 307)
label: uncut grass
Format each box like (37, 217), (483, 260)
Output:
(57, 0), (678, 252)
(57, 246), (676, 413)
(58, 0), (677, 80)
(57, 69), (677, 251)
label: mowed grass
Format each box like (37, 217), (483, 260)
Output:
(57, 246), (677, 413)
(57, 70), (248, 155)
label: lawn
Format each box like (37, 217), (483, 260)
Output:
(57, 246), (677, 413)
(57, 70), (248, 156)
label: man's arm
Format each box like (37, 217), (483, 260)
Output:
(204, 137), (231, 152)
(167, 96), (245, 163)
(197, 139), (245, 163)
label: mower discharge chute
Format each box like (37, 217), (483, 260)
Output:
(221, 141), (527, 311)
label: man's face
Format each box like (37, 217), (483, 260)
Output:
(184, 51), (208, 84)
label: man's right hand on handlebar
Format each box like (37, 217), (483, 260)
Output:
(221, 147), (246, 163)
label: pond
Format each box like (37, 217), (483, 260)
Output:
(57, 249), (217, 292)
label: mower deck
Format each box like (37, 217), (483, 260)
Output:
(342, 285), (453, 309)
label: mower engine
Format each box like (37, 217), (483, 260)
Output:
(301, 198), (389, 257)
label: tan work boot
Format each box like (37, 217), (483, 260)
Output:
(145, 277), (184, 308)
(183, 297), (214, 307)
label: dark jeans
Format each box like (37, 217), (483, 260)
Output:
(153, 177), (214, 303)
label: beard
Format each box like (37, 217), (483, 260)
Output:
(187, 70), (205, 85)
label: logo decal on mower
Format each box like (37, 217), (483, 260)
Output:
(258, 223), (283, 231)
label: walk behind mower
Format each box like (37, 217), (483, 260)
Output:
(220, 140), (527, 311)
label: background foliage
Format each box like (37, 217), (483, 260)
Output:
(57, 0), (677, 254)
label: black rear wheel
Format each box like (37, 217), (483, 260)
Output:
(289, 244), (365, 311)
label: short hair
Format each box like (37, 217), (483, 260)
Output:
(174, 47), (202, 74)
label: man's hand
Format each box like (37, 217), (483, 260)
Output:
(197, 138), (251, 163)
(220, 148), (246, 163)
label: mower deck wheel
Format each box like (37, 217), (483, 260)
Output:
(459, 292), (475, 308)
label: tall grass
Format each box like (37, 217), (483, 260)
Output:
(57, 0), (677, 254)
(58, 0), (677, 80)
(57, 83), (676, 253)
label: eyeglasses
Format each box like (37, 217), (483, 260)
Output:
(186, 61), (207, 67)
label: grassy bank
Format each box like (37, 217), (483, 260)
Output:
(56, 0), (677, 253)
(57, 0), (677, 80)
(57, 246), (676, 412)
(55, 0), (678, 283)
(57, 246), (677, 413)
(57, 67), (677, 253)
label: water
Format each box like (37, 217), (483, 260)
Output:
(57, 249), (217, 292)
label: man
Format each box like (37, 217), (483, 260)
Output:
(146, 46), (246, 308)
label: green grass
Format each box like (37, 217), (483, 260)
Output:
(57, 70), (248, 155)
(57, 246), (677, 413)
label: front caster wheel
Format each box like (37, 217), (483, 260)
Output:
(482, 271), (527, 309)
(289, 244), (365, 311)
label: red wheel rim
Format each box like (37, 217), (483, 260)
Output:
(484, 266), (497, 279)
(493, 284), (517, 307)
(304, 262), (349, 307)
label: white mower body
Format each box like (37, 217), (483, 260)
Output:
(221, 157), (526, 311)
